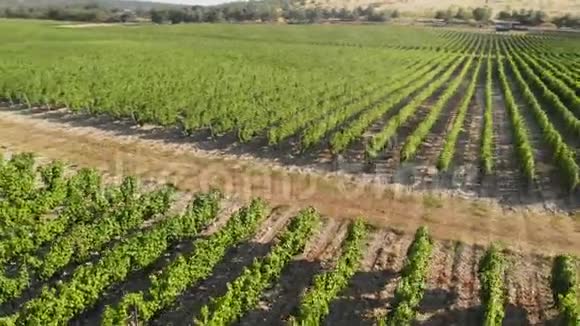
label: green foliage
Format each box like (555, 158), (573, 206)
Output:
(400, 44), (477, 162)
(437, 56), (482, 171)
(501, 38), (579, 190)
(194, 208), (319, 326)
(478, 244), (506, 326)
(365, 51), (469, 158)
(495, 39), (535, 181)
(473, 7), (493, 22)
(481, 50), (494, 175)
(0, 190), (221, 325)
(102, 198), (267, 325)
(551, 255), (579, 326)
(329, 53), (454, 154)
(496, 9), (549, 26)
(380, 226), (433, 325)
(291, 219), (367, 325)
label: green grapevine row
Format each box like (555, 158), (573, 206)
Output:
(300, 56), (431, 149)
(550, 255), (579, 326)
(381, 227), (433, 325)
(0, 168), (107, 265)
(101, 198), (268, 325)
(329, 53), (457, 154)
(478, 244), (506, 326)
(437, 56), (483, 171)
(366, 55), (468, 158)
(0, 180), (175, 305)
(503, 40), (580, 137)
(290, 219), (367, 325)
(496, 42), (535, 181)
(481, 53), (494, 175)
(503, 43), (580, 190)
(267, 56), (421, 146)
(0, 191), (222, 325)
(400, 53), (476, 162)
(518, 52), (580, 117)
(194, 208), (319, 326)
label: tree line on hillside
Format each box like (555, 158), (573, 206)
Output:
(434, 6), (580, 28)
(150, 4), (400, 24)
(0, 3), (141, 23)
(0, 2), (400, 24)
(1, 1), (579, 28)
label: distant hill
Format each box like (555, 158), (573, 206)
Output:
(0, 0), (185, 10)
(303, 0), (580, 16)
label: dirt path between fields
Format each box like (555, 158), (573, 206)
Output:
(0, 107), (579, 255)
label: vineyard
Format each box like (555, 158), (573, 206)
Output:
(1, 21), (580, 209)
(0, 151), (577, 325)
(0, 19), (579, 325)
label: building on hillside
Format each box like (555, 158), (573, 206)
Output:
(493, 19), (522, 31)
(415, 18), (446, 26)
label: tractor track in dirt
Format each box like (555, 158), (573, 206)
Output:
(0, 107), (579, 257)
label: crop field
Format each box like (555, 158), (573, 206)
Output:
(1, 21), (580, 210)
(0, 152), (577, 326)
(0, 20), (579, 325)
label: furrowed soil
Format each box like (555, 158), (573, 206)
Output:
(0, 107), (579, 257)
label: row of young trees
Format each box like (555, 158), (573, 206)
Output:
(434, 6), (579, 28)
(0, 4), (138, 23)
(150, 5), (400, 24)
(1, 1), (578, 27)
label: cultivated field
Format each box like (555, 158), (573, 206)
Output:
(0, 152), (577, 325)
(1, 21), (580, 210)
(0, 20), (579, 325)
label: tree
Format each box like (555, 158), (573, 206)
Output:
(530, 10), (547, 25)
(553, 14), (580, 28)
(337, 8), (353, 20)
(391, 9), (400, 18)
(206, 9), (224, 23)
(455, 7), (471, 20)
(305, 8), (322, 23)
(167, 9), (185, 24)
(367, 8), (389, 22)
(497, 10), (511, 20)
(150, 9), (166, 24)
(472, 7), (492, 22)
(434, 10), (446, 19)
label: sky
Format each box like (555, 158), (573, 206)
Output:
(136, 0), (235, 5)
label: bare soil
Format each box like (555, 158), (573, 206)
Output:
(0, 107), (579, 257)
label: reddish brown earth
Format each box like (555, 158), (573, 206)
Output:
(0, 107), (578, 256)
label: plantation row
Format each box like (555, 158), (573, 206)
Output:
(0, 152), (577, 325)
(1, 22), (579, 196)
